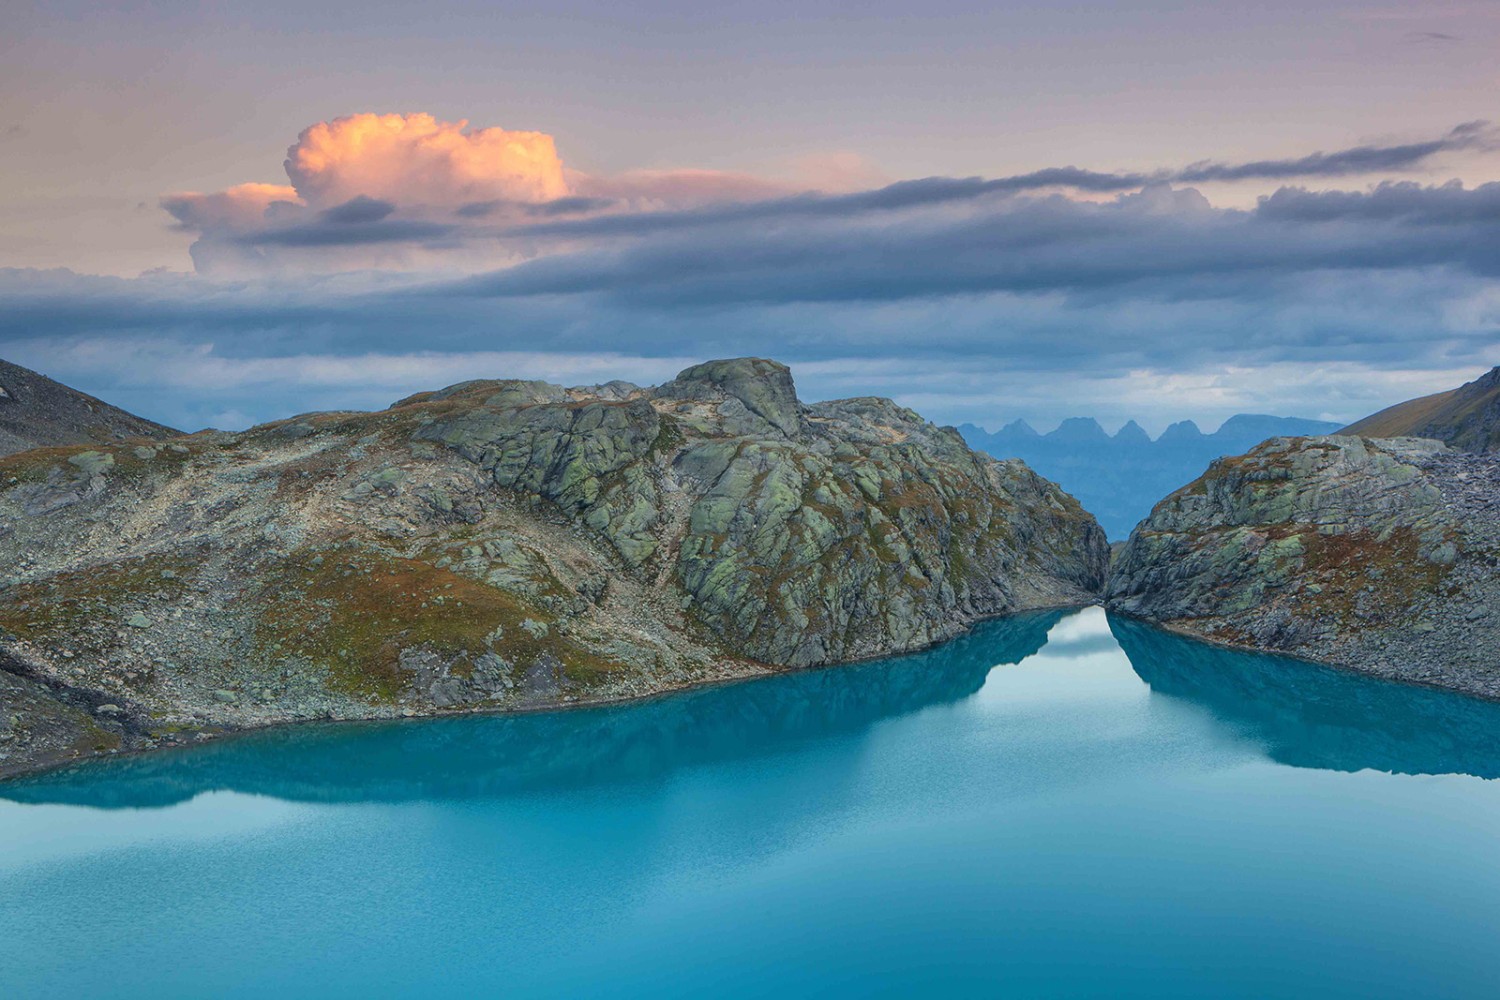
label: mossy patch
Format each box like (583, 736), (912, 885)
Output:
(0, 554), (194, 642)
(0, 439), (194, 488)
(253, 547), (626, 702)
(1294, 526), (1453, 627)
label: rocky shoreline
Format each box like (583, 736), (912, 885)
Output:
(1, 602), (1099, 782)
(1107, 435), (1500, 700)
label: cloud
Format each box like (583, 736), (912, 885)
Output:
(455, 196), (617, 219)
(321, 195), (396, 224)
(572, 168), (795, 208)
(512, 172), (1153, 241)
(238, 218), (459, 248)
(1257, 180), (1500, 223)
(1174, 121), (1491, 182)
(19, 115), (1490, 432)
(2, 252), (1495, 441)
(436, 179), (1500, 309)
(161, 182), (303, 231)
(284, 112), (568, 209)
(515, 122), (1496, 242)
(159, 114), (1494, 279)
(159, 114), (573, 272)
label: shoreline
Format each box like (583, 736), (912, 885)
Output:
(0, 600), (1095, 784)
(1107, 608), (1500, 706)
(11, 602), (1500, 785)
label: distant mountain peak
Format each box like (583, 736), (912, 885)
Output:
(1047, 417), (1108, 441)
(1216, 413), (1341, 437)
(1000, 418), (1039, 437)
(958, 411), (1347, 540)
(1157, 419), (1204, 442)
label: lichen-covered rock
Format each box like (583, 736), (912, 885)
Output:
(0, 357), (1106, 778)
(1107, 435), (1500, 698)
(413, 361), (1107, 667)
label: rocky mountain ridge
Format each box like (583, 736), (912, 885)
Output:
(0, 359), (178, 458)
(1341, 366), (1500, 454)
(0, 357), (1107, 778)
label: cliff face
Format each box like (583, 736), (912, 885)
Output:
(0, 358), (1107, 777)
(0, 359), (178, 458)
(1107, 435), (1500, 698)
(1341, 366), (1500, 455)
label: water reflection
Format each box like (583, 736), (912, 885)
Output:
(10, 607), (1500, 811)
(1, 611), (1063, 809)
(1111, 615), (1500, 778)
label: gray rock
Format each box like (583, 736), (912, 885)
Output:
(67, 451), (116, 477)
(1108, 435), (1500, 699)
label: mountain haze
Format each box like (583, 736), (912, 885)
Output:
(960, 413), (1343, 538)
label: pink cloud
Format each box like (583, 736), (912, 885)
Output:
(157, 111), (846, 274)
(284, 112), (569, 209)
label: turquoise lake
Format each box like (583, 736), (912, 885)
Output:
(4, 606), (1500, 998)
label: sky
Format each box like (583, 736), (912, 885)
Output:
(2, 0), (1498, 434)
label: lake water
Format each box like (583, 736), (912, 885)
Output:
(5, 607), (1500, 998)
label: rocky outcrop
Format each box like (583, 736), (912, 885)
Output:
(0, 359), (178, 458)
(1341, 366), (1500, 455)
(1108, 435), (1500, 698)
(0, 357), (1106, 778)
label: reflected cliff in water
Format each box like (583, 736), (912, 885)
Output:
(1, 610), (1064, 809)
(1111, 615), (1500, 779)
